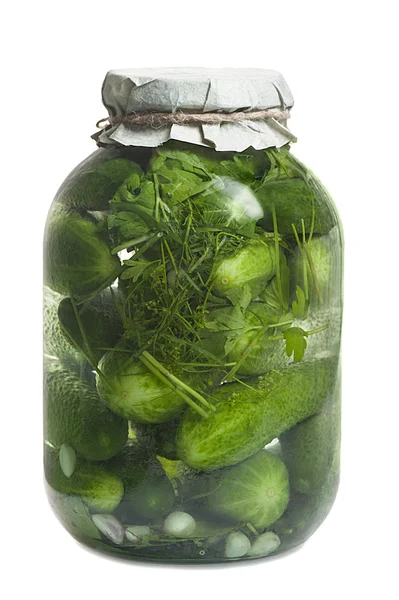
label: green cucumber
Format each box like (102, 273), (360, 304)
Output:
(177, 358), (337, 471)
(203, 450), (289, 529)
(96, 351), (186, 423)
(44, 206), (120, 299)
(280, 397), (341, 494)
(213, 240), (276, 299)
(43, 286), (82, 368)
(44, 447), (124, 513)
(55, 149), (142, 211)
(44, 362), (128, 461)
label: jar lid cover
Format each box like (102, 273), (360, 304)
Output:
(93, 68), (296, 152)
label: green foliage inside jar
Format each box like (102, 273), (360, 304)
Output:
(44, 140), (342, 562)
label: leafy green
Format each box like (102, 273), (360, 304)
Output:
(74, 143), (333, 394)
(225, 284), (252, 311)
(120, 260), (156, 282)
(284, 327), (308, 362)
(153, 146), (214, 176)
(292, 285), (308, 320)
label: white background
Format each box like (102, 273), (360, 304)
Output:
(1, 1), (398, 598)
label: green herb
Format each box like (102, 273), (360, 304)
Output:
(44, 139), (341, 557)
(292, 285), (308, 320)
(283, 327), (308, 362)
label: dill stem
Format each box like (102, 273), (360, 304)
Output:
(188, 247), (210, 273)
(181, 210), (192, 266)
(131, 232), (164, 262)
(306, 323), (329, 335)
(246, 523), (259, 535)
(304, 243), (323, 305)
(65, 288), (112, 388)
(179, 270), (203, 294)
(291, 223), (302, 252)
(67, 287), (96, 366)
(292, 223), (309, 301)
(163, 238), (178, 274)
(142, 351), (215, 412)
(111, 233), (156, 255)
(138, 355), (209, 418)
(309, 192), (316, 242)
(272, 207), (283, 307)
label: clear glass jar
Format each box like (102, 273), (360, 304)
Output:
(43, 69), (343, 563)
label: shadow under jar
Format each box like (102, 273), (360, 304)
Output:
(43, 68), (343, 563)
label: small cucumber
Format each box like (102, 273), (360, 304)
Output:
(204, 450), (289, 529)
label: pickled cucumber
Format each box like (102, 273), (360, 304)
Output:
(96, 351), (185, 423)
(44, 362), (128, 461)
(255, 152), (337, 235)
(177, 358), (337, 471)
(45, 447), (124, 513)
(274, 460), (340, 547)
(202, 451), (289, 529)
(280, 399), (340, 494)
(55, 149), (142, 211)
(43, 135), (343, 560)
(106, 449), (175, 521)
(43, 286), (82, 368)
(213, 240), (276, 299)
(125, 476), (175, 520)
(44, 206), (121, 299)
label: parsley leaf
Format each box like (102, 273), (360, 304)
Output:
(283, 327), (308, 362)
(225, 285), (252, 311)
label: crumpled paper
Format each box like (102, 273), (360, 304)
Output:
(92, 68), (296, 152)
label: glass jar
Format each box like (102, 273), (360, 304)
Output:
(43, 68), (343, 563)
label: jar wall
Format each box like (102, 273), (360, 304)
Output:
(43, 141), (343, 562)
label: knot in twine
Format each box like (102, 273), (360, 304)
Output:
(96, 108), (291, 130)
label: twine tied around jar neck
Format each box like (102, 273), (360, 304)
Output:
(96, 109), (291, 131)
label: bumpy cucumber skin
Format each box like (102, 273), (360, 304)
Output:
(177, 359), (337, 471)
(44, 363), (128, 461)
(44, 448), (124, 513)
(280, 400), (340, 494)
(205, 450), (290, 529)
(54, 149), (142, 211)
(213, 241), (276, 299)
(96, 351), (186, 423)
(104, 444), (162, 490)
(133, 421), (179, 460)
(43, 286), (82, 368)
(43, 206), (120, 299)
